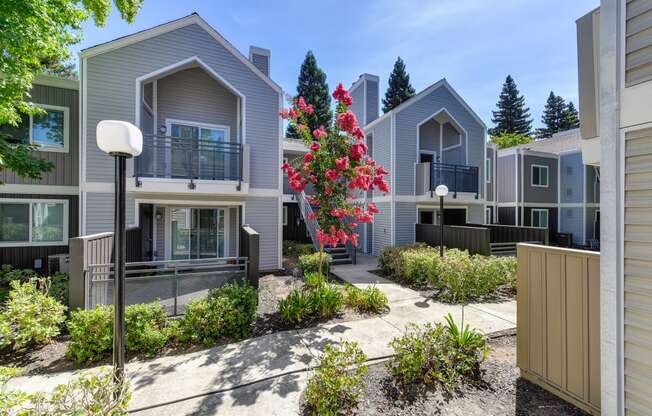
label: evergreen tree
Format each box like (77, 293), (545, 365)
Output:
(382, 57), (416, 113)
(489, 75), (533, 137)
(537, 91), (567, 139)
(286, 51), (332, 139)
(561, 101), (580, 130)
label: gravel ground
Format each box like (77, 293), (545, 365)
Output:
(352, 334), (588, 416)
(0, 270), (379, 376)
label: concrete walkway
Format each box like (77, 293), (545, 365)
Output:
(10, 254), (516, 415)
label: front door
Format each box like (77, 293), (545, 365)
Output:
(170, 208), (225, 260)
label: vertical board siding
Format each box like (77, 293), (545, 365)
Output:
(624, 127), (652, 415)
(394, 85), (485, 197)
(157, 67), (239, 140)
(1, 84), (79, 186)
(498, 154), (516, 202)
(0, 194), (79, 269)
(245, 196), (280, 270)
(350, 84), (365, 125)
(626, 0), (652, 86)
(517, 244), (600, 415)
(85, 23), (280, 190)
(366, 80), (379, 124)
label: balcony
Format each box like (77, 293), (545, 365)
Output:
(131, 135), (250, 195)
(415, 162), (479, 198)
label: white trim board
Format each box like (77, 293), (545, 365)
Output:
(80, 13), (282, 94)
(0, 185), (78, 195)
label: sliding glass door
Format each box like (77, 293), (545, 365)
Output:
(170, 208), (225, 260)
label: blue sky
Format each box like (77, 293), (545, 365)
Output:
(71, 0), (598, 129)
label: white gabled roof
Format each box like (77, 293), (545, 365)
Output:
(364, 78), (486, 131)
(80, 13), (282, 94)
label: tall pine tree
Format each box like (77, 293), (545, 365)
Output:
(489, 75), (533, 137)
(537, 91), (567, 139)
(561, 101), (579, 130)
(286, 51), (332, 139)
(382, 57), (416, 113)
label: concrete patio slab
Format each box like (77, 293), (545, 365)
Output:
(298, 316), (400, 359)
(380, 298), (463, 330)
(467, 300), (517, 324)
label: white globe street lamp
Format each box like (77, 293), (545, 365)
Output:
(96, 120), (143, 383)
(434, 184), (449, 257)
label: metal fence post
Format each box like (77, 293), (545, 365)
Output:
(174, 265), (179, 316)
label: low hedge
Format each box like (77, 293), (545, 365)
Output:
(283, 240), (315, 258)
(298, 252), (332, 275)
(378, 245), (517, 303)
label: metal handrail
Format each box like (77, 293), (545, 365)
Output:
(429, 162), (479, 198)
(297, 191), (321, 251)
(134, 134), (243, 189)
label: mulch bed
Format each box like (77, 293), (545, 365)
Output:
(0, 269), (380, 376)
(352, 334), (588, 416)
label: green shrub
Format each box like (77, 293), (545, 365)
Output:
(283, 240), (315, 258)
(67, 305), (113, 363)
(431, 249), (477, 303)
(1, 367), (131, 415)
(68, 301), (173, 363)
(177, 282), (257, 345)
(304, 272), (327, 289)
(378, 243), (433, 281)
(0, 279), (66, 350)
(387, 314), (488, 390)
(309, 284), (343, 319)
(278, 289), (313, 325)
(475, 256), (517, 290)
(125, 301), (170, 357)
(343, 284), (388, 314)
(49, 272), (69, 306)
(298, 252), (331, 275)
(304, 341), (368, 416)
(403, 249), (439, 285)
(0, 264), (37, 287)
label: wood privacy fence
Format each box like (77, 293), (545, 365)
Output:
(516, 243), (600, 415)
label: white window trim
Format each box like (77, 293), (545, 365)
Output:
(531, 164), (549, 188)
(282, 206), (288, 226)
(531, 208), (549, 228)
(28, 104), (70, 153)
(485, 158), (492, 183)
(165, 118), (231, 141)
(0, 198), (69, 247)
(485, 207), (492, 224)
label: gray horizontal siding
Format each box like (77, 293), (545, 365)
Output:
(157, 67), (239, 141)
(395, 202), (416, 246)
(366, 79), (379, 124)
(372, 201), (392, 256)
(84, 192), (136, 235)
(1, 84), (79, 186)
(370, 117), (392, 199)
(394, 85), (484, 197)
(250, 53), (269, 77)
(245, 196), (280, 270)
(559, 207), (584, 244)
(85, 23), (280, 190)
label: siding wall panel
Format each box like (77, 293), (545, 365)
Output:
(626, 0), (652, 85)
(244, 196), (280, 270)
(624, 128), (652, 416)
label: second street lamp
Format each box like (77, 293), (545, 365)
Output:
(96, 120), (143, 383)
(434, 184), (449, 258)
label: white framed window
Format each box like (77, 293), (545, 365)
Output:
(531, 209), (549, 228)
(283, 206), (288, 226)
(166, 119), (230, 142)
(485, 158), (491, 183)
(531, 164), (549, 187)
(0, 199), (68, 247)
(0, 104), (69, 152)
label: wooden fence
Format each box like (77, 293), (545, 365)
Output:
(516, 243), (600, 415)
(415, 224), (491, 255)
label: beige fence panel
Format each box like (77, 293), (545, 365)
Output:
(517, 243), (600, 415)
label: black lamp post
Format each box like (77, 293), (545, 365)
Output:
(434, 184), (449, 258)
(96, 120), (143, 382)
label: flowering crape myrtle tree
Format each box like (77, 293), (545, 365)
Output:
(281, 83), (390, 273)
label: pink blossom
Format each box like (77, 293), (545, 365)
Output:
(337, 111), (358, 133)
(288, 109), (299, 119)
(375, 165), (389, 176)
(374, 177), (390, 193)
(280, 109), (290, 119)
(325, 169), (340, 182)
(367, 202), (379, 214)
(310, 142), (321, 152)
(313, 126), (327, 139)
(335, 156), (349, 171)
(308, 212), (318, 220)
(352, 127), (365, 140)
(331, 207), (348, 218)
(324, 186), (333, 195)
(349, 143), (365, 161)
(305, 104), (314, 114)
(316, 229), (329, 248)
(304, 153), (314, 164)
(281, 162), (290, 171)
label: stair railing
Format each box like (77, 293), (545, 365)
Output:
(297, 191), (321, 251)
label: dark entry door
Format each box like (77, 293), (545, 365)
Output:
(443, 209), (466, 226)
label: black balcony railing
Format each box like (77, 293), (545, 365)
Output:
(135, 135), (243, 189)
(429, 162), (479, 198)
